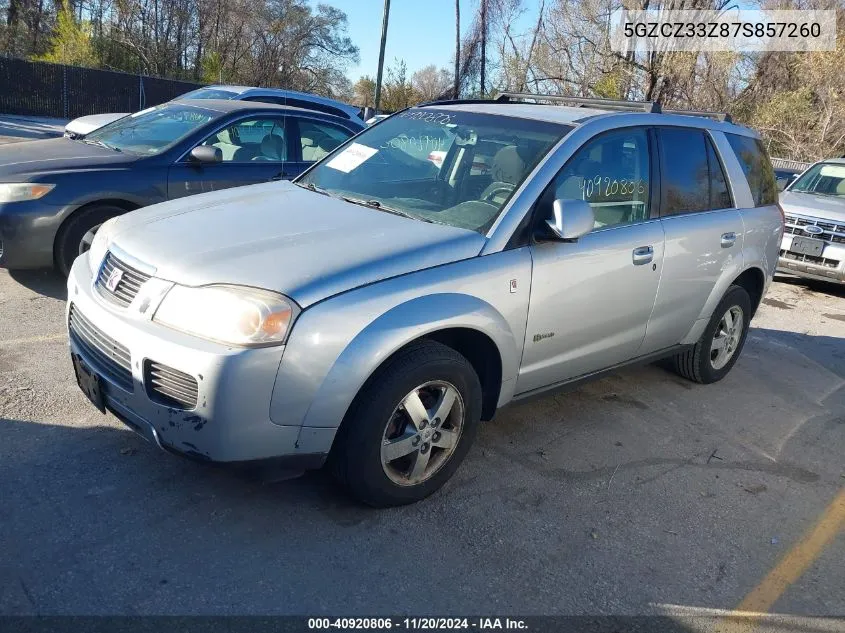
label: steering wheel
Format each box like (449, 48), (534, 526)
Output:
(482, 183), (515, 203)
(251, 155), (273, 161)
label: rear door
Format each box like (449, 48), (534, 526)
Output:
(517, 126), (666, 393)
(167, 114), (290, 199)
(284, 117), (357, 178)
(639, 126), (744, 353)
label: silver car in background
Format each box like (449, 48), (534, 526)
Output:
(66, 94), (783, 506)
(778, 158), (845, 285)
(64, 85), (362, 138)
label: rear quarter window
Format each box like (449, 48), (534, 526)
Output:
(725, 133), (777, 207)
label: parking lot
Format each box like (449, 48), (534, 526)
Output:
(2, 258), (844, 619)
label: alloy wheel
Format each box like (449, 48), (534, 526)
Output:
(380, 380), (465, 486)
(710, 305), (744, 370)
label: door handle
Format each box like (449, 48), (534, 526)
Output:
(632, 245), (654, 265)
(721, 232), (737, 248)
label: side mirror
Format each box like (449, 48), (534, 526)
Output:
(546, 199), (595, 241)
(189, 145), (222, 164)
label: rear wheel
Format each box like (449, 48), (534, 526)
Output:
(330, 340), (482, 507)
(55, 204), (125, 276)
(672, 284), (752, 384)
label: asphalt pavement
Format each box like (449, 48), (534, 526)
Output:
(0, 125), (843, 625)
(1, 266), (843, 620)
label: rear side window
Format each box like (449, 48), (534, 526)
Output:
(706, 135), (733, 209)
(725, 133), (777, 207)
(659, 128), (710, 216)
(296, 119), (353, 162)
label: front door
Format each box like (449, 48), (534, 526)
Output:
(517, 126), (665, 394)
(168, 115), (290, 199)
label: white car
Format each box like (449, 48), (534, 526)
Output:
(64, 85), (362, 138)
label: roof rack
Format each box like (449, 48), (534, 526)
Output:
(421, 92), (734, 123)
(494, 92), (661, 113)
(661, 108), (732, 123)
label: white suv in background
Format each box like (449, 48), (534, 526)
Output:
(778, 159), (845, 285)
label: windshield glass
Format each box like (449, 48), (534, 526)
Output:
(84, 104), (217, 155)
(298, 109), (569, 233)
(790, 162), (845, 198)
(180, 88), (239, 100)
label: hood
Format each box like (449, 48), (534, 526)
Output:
(780, 190), (845, 223)
(108, 181), (486, 307)
(0, 137), (134, 178)
(65, 113), (128, 136)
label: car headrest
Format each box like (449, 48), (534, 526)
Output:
(491, 146), (525, 184)
(261, 134), (285, 160)
(216, 128), (235, 145)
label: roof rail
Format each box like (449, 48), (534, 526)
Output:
(661, 108), (732, 123)
(494, 92), (661, 114)
(420, 93), (734, 123)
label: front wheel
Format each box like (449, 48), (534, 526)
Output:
(55, 204), (125, 276)
(330, 340), (482, 507)
(672, 284), (752, 384)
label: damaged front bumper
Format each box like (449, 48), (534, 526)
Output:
(65, 253), (332, 469)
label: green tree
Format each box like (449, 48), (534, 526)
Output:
(36, 6), (97, 67)
(353, 75), (377, 107)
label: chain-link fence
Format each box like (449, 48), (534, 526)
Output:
(0, 57), (203, 119)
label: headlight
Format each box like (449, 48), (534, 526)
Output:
(153, 284), (299, 347)
(0, 183), (55, 203)
(87, 217), (117, 270)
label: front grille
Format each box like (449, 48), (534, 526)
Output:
(144, 360), (198, 410)
(784, 215), (845, 244)
(68, 304), (133, 390)
(95, 251), (151, 307)
(780, 249), (840, 269)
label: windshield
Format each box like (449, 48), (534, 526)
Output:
(298, 109), (569, 233)
(84, 104), (217, 155)
(179, 88), (239, 100)
(790, 162), (845, 198)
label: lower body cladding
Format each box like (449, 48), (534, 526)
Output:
(66, 256), (334, 471)
(777, 233), (845, 285)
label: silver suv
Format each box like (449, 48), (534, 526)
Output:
(778, 159), (845, 284)
(66, 94), (783, 506)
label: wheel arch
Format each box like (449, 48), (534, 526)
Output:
(52, 198), (141, 266)
(731, 266), (766, 317)
(277, 292), (520, 447)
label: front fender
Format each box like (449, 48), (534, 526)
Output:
(302, 293), (517, 429)
(269, 248), (533, 436)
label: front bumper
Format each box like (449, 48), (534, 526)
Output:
(0, 200), (67, 269)
(777, 233), (845, 285)
(66, 253), (332, 466)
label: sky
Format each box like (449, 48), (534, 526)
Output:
(322, 0), (537, 82)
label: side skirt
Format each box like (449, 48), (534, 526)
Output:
(507, 344), (692, 406)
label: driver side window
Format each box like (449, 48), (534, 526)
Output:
(548, 127), (651, 231)
(199, 116), (287, 162)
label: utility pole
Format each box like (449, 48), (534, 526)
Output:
(454, 0), (460, 99)
(374, 0), (391, 114)
(480, 0), (487, 97)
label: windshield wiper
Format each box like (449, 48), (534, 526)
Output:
(83, 139), (121, 152)
(341, 197), (433, 223)
(296, 181), (333, 197)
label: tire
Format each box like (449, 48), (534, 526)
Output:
(55, 204), (126, 277)
(672, 284), (752, 384)
(330, 340), (483, 507)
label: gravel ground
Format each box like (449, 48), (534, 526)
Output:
(1, 266), (843, 620)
